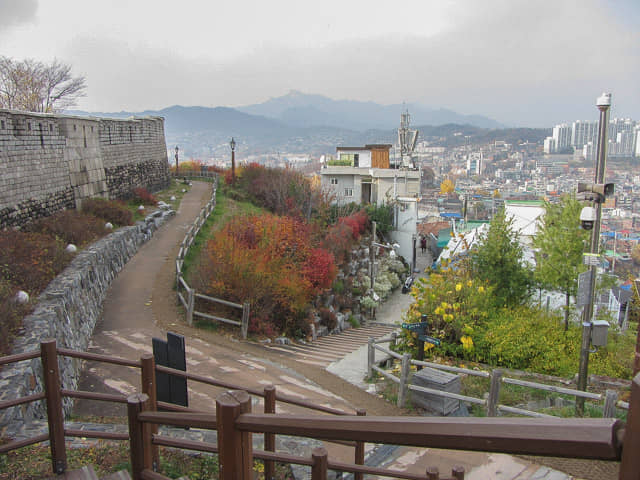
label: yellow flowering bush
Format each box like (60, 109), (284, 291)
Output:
(397, 257), (495, 359)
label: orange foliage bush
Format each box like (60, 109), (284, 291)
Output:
(199, 213), (337, 336)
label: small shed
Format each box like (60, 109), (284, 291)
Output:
(410, 367), (461, 415)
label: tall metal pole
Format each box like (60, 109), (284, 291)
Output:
(230, 137), (236, 185)
(175, 145), (179, 176)
(576, 93), (611, 415)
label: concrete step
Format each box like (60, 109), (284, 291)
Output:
(265, 324), (397, 367)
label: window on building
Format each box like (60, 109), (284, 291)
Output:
(330, 178), (338, 185)
(0, 120), (4, 129)
(344, 188), (353, 197)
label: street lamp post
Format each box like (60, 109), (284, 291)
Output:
(576, 92), (611, 415)
(230, 137), (236, 185)
(175, 146), (179, 176)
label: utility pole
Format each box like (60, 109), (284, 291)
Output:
(576, 92), (611, 415)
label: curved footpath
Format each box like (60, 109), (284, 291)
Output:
(72, 181), (614, 480)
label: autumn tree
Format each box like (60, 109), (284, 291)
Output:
(199, 213), (337, 336)
(532, 194), (589, 330)
(0, 56), (86, 112)
(470, 207), (533, 308)
(440, 178), (455, 194)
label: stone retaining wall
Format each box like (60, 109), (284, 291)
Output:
(0, 109), (170, 228)
(0, 209), (175, 436)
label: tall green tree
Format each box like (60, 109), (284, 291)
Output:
(470, 208), (533, 307)
(532, 195), (588, 330)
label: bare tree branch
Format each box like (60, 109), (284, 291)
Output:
(0, 56), (86, 112)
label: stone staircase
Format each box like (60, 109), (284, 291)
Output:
(264, 323), (397, 367)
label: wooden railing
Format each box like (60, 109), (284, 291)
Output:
(174, 176), (250, 337)
(368, 336), (629, 418)
(3, 339), (640, 479)
(0, 339), (361, 478)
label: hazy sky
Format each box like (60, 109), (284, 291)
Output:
(1, 0), (638, 127)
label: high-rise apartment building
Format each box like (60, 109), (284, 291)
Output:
(571, 120), (598, 149)
(552, 123), (572, 151)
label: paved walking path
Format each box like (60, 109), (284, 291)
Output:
(69, 181), (611, 479)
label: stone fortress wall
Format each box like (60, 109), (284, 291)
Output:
(0, 109), (170, 228)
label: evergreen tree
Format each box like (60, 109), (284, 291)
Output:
(471, 208), (532, 307)
(532, 195), (588, 330)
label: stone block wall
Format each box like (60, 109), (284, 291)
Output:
(0, 109), (170, 228)
(0, 209), (175, 435)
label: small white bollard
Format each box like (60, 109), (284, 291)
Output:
(14, 290), (29, 304)
(65, 244), (77, 253)
(104, 222), (113, 230)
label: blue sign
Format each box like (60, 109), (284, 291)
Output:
(418, 335), (441, 346)
(401, 321), (429, 331)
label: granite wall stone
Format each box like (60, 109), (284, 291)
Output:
(0, 109), (170, 228)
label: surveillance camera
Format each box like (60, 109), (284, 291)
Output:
(580, 206), (596, 230)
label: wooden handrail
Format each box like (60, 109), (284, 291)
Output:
(139, 410), (217, 430)
(61, 389), (128, 404)
(236, 414), (623, 460)
(152, 434), (218, 454)
(0, 433), (50, 454)
(0, 349), (39, 366)
(0, 392), (46, 410)
(57, 347), (142, 368)
(64, 429), (129, 441)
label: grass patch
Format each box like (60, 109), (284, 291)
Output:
(0, 442), (293, 479)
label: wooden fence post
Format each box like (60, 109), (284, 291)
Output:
(140, 354), (159, 470)
(367, 338), (375, 378)
(264, 385), (276, 480)
(217, 390), (253, 480)
(186, 286), (194, 326)
(127, 393), (151, 480)
(354, 408), (366, 480)
(452, 465), (465, 479)
(41, 339), (67, 475)
(311, 447), (328, 480)
(241, 302), (250, 339)
(426, 466), (439, 480)
(397, 353), (411, 408)
(602, 390), (618, 418)
(620, 373), (640, 479)
(487, 369), (503, 417)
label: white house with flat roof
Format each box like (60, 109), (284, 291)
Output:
(320, 144), (421, 205)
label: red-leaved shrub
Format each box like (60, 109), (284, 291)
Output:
(132, 187), (157, 205)
(81, 198), (133, 226)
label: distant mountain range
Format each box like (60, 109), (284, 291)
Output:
(238, 90), (504, 130)
(67, 92), (536, 158)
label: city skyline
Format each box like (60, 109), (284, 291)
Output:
(1, 0), (639, 127)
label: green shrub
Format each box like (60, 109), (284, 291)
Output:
(81, 198), (133, 226)
(348, 315), (360, 328)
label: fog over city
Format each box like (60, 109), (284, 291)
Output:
(1, 0), (638, 127)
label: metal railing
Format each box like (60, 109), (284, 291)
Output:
(174, 176), (250, 338)
(367, 336), (629, 418)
